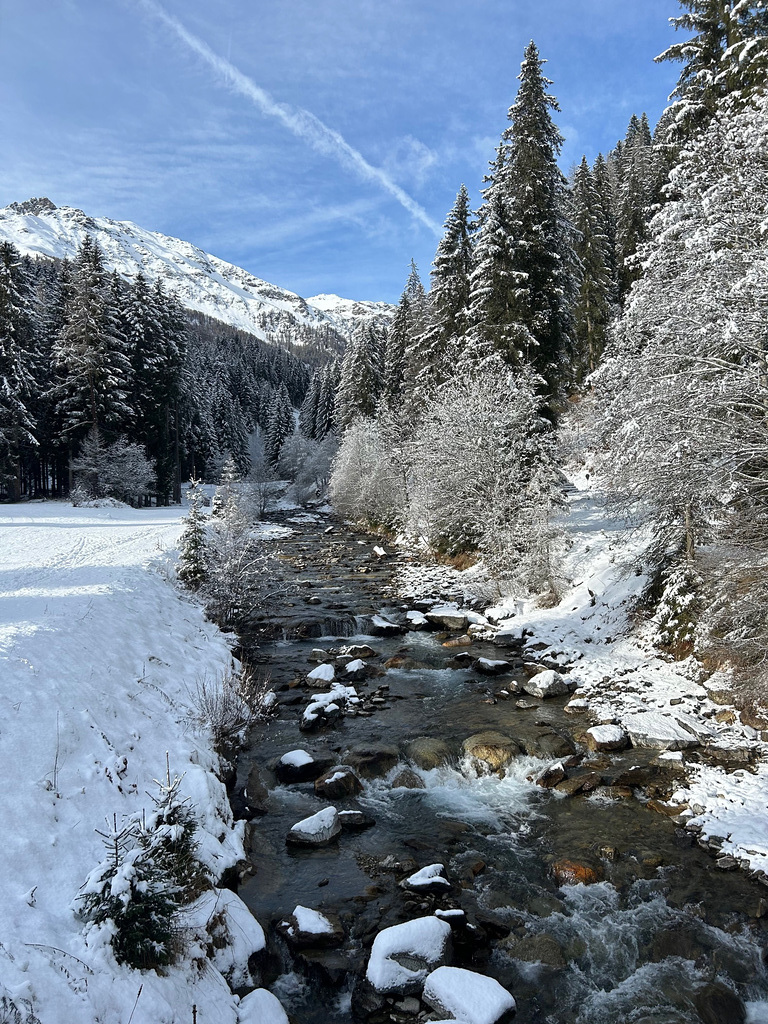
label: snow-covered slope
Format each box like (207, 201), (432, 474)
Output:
(0, 500), (270, 1023)
(0, 197), (393, 346)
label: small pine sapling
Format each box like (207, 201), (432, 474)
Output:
(177, 480), (208, 590)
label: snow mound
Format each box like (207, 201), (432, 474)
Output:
(238, 988), (289, 1024)
(307, 663), (335, 683)
(366, 916), (452, 995)
(423, 966), (516, 1024)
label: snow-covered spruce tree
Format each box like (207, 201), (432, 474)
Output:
(656, 0), (768, 146)
(0, 241), (37, 500)
(211, 454), (240, 517)
(335, 320), (385, 429)
(78, 767), (208, 970)
(298, 367), (321, 439)
(177, 480), (209, 590)
(570, 157), (616, 381)
(264, 382), (294, 466)
(493, 42), (574, 392)
(408, 185), (473, 398)
(591, 90), (768, 662)
(54, 236), (133, 448)
(406, 359), (559, 592)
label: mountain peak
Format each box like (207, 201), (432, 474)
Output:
(7, 197), (58, 216)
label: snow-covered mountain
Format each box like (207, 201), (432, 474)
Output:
(0, 197), (393, 347)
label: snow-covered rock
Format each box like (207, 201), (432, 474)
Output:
(238, 988), (289, 1024)
(402, 863), (450, 892)
(314, 765), (363, 799)
(301, 682), (359, 730)
(276, 905), (344, 948)
(366, 916), (453, 995)
(423, 966), (516, 1024)
(406, 610), (430, 630)
(522, 669), (573, 698)
(586, 725), (629, 751)
(274, 748), (325, 783)
(189, 889), (266, 989)
(370, 614), (405, 636)
(307, 662), (335, 684)
(474, 658), (511, 676)
(427, 606), (470, 631)
(286, 806), (342, 846)
(463, 732), (519, 772)
(344, 658), (367, 681)
(623, 711), (702, 750)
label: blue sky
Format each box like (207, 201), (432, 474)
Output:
(0, 1), (684, 303)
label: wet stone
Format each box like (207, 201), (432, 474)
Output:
(405, 736), (452, 770)
(314, 765), (363, 799)
(391, 768), (426, 790)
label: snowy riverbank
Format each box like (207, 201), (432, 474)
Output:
(0, 501), (265, 1024)
(397, 468), (768, 880)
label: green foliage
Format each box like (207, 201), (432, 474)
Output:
(177, 480), (209, 589)
(78, 764), (209, 971)
(656, 561), (703, 654)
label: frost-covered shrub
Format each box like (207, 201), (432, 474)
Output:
(191, 666), (274, 749)
(405, 363), (559, 592)
(72, 427), (155, 505)
(330, 419), (404, 529)
(78, 768), (209, 971)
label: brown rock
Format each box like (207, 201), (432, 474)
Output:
(443, 634), (473, 648)
(392, 768), (425, 789)
(463, 731), (520, 772)
(740, 705), (768, 731)
(551, 859), (604, 886)
(405, 736), (452, 770)
(536, 763), (567, 789)
(314, 765), (363, 799)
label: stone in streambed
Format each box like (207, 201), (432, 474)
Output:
(286, 806), (342, 846)
(392, 767), (426, 789)
(474, 657), (512, 676)
(342, 644), (378, 659)
(444, 634), (473, 648)
(345, 743), (400, 779)
(369, 615), (405, 637)
(502, 932), (567, 969)
(405, 736), (453, 770)
(536, 762), (566, 789)
(274, 749), (334, 784)
(522, 669), (573, 698)
(276, 905), (345, 949)
(243, 765), (270, 815)
(586, 725), (629, 751)
(338, 809), (376, 830)
(314, 765), (363, 799)
(693, 982), (747, 1024)
(463, 732), (520, 772)
(426, 606), (470, 631)
(551, 858), (604, 886)
(423, 966), (516, 1024)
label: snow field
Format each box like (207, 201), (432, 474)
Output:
(0, 501), (268, 1023)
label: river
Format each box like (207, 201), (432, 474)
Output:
(232, 508), (768, 1024)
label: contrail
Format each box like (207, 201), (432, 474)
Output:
(137, 0), (441, 236)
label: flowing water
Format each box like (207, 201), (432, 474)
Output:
(234, 511), (768, 1024)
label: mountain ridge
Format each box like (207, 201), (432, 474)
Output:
(0, 197), (394, 347)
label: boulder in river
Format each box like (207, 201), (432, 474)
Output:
(276, 905), (345, 949)
(345, 743), (400, 779)
(693, 982), (747, 1024)
(369, 615), (405, 637)
(405, 736), (453, 770)
(586, 724), (630, 752)
(502, 932), (567, 969)
(536, 762), (567, 789)
(401, 862), (451, 893)
(406, 610), (430, 630)
(443, 634), (473, 648)
(366, 915), (453, 995)
(392, 767), (426, 789)
(243, 764), (270, 815)
(522, 669), (573, 698)
(474, 657), (512, 676)
(426, 606), (470, 631)
(274, 749), (333, 784)
(286, 806), (342, 846)
(550, 858), (604, 886)
(342, 643), (378, 659)
(314, 765), (363, 799)
(463, 731), (520, 772)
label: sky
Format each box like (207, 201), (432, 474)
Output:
(0, 1), (685, 304)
